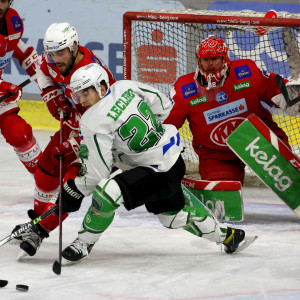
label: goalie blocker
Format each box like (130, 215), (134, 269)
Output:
(227, 113), (300, 218)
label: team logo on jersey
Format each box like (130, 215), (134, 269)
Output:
(189, 96), (207, 106)
(216, 92), (228, 104)
(261, 68), (270, 79)
(233, 81), (251, 91)
(210, 117), (245, 147)
(91, 57), (103, 66)
(204, 98), (248, 124)
(47, 65), (57, 78)
(10, 16), (23, 31)
(234, 65), (252, 80)
(181, 82), (197, 98)
(0, 51), (13, 68)
(9, 32), (21, 40)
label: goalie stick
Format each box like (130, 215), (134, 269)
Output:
(0, 205), (58, 248)
(0, 74), (37, 103)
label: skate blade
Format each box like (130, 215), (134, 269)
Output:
(235, 235), (258, 253)
(17, 250), (29, 261)
(61, 257), (83, 266)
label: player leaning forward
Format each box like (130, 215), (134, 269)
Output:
(57, 63), (257, 264)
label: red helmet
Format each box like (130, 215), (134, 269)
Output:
(195, 35), (230, 89)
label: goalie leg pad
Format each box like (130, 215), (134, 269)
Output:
(114, 155), (185, 214)
(199, 156), (245, 184)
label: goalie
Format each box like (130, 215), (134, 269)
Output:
(164, 35), (299, 185)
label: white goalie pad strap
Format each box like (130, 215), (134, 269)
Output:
(182, 177), (242, 191)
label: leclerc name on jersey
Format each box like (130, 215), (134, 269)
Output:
(107, 88), (135, 121)
(204, 98), (248, 124)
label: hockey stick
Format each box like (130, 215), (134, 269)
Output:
(275, 74), (300, 107)
(52, 110), (64, 275)
(0, 205), (58, 248)
(0, 74), (37, 103)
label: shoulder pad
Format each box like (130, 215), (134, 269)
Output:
(5, 8), (23, 34)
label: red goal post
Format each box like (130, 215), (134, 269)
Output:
(123, 9), (300, 184)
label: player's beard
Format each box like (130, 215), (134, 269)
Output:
(56, 62), (71, 76)
(0, 8), (7, 20)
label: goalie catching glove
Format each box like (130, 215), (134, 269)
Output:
(51, 136), (80, 165)
(0, 80), (22, 103)
(41, 86), (72, 120)
(55, 179), (84, 214)
(272, 77), (300, 116)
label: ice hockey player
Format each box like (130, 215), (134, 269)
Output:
(0, 0), (42, 174)
(163, 35), (297, 185)
(56, 63), (256, 264)
(13, 22), (115, 256)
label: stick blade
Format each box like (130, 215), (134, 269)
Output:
(0, 280), (8, 287)
(52, 260), (61, 275)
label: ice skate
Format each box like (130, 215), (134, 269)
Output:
(9, 210), (37, 245)
(223, 227), (257, 253)
(19, 224), (49, 256)
(61, 238), (95, 265)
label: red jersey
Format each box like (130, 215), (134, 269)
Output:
(0, 8), (23, 76)
(0, 8), (38, 116)
(37, 45), (116, 131)
(164, 59), (288, 159)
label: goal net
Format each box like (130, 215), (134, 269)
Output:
(123, 9), (300, 185)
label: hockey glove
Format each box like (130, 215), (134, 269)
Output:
(41, 86), (72, 120)
(51, 136), (80, 165)
(17, 43), (39, 77)
(0, 80), (22, 103)
(272, 77), (300, 116)
(56, 179), (84, 214)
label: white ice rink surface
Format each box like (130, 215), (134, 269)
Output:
(0, 130), (300, 300)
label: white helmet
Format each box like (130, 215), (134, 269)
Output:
(70, 63), (110, 103)
(43, 22), (79, 53)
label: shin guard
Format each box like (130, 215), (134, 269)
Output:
(81, 179), (123, 234)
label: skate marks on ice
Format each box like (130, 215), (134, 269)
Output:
(0, 131), (300, 299)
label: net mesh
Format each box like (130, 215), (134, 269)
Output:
(126, 9), (300, 184)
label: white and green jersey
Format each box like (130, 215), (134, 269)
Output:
(75, 80), (183, 196)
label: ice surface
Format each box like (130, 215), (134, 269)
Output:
(0, 130), (300, 300)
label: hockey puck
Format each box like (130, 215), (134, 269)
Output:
(0, 280), (8, 287)
(16, 284), (29, 292)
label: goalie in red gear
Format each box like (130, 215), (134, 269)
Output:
(164, 35), (293, 185)
(0, 0), (42, 175)
(12, 22), (116, 257)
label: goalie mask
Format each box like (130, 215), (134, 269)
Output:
(70, 63), (110, 104)
(195, 35), (230, 90)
